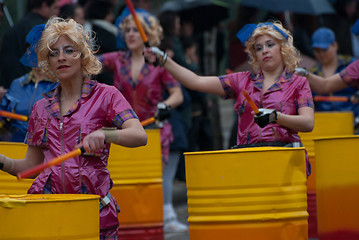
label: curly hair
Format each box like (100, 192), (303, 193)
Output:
(119, 13), (163, 47)
(244, 21), (300, 73)
(37, 17), (101, 81)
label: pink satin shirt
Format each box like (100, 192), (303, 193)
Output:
(219, 70), (314, 145)
(99, 51), (180, 162)
(25, 79), (138, 230)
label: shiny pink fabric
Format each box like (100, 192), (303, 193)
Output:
(99, 51), (180, 162)
(340, 59), (359, 88)
(25, 79), (137, 232)
(219, 70), (314, 145)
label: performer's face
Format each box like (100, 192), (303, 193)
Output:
(48, 36), (82, 81)
(124, 20), (144, 51)
(254, 34), (283, 72)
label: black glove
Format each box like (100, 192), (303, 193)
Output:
(155, 102), (171, 121)
(295, 67), (309, 77)
(145, 47), (167, 67)
(254, 108), (277, 128)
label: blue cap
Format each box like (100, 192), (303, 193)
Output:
(311, 27), (336, 50)
(19, 24), (46, 68)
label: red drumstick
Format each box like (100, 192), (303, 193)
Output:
(141, 117), (155, 127)
(124, 0), (150, 47)
(0, 110), (28, 121)
(243, 90), (259, 114)
(314, 95), (349, 102)
(18, 148), (85, 179)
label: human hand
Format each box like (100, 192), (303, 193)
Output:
(0, 153), (13, 172)
(143, 47), (168, 66)
(0, 86), (7, 101)
(295, 68), (309, 77)
(76, 129), (106, 153)
(155, 102), (171, 121)
(254, 108), (277, 128)
(351, 90), (359, 104)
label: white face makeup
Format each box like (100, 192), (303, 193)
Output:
(48, 36), (82, 81)
(255, 34), (283, 72)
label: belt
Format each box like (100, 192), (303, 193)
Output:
(99, 192), (112, 210)
(231, 141), (302, 149)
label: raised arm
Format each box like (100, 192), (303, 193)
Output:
(144, 47), (225, 96)
(307, 72), (348, 94)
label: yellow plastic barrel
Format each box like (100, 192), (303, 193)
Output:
(0, 142), (34, 195)
(0, 194), (99, 239)
(298, 111), (354, 238)
(314, 135), (359, 240)
(185, 147), (308, 240)
(107, 129), (164, 239)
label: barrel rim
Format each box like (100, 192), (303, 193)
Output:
(184, 147), (305, 156)
(0, 194), (100, 203)
(313, 135), (359, 142)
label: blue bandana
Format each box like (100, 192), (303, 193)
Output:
(115, 7), (151, 49)
(19, 24), (46, 68)
(236, 22), (289, 45)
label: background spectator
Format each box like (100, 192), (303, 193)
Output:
(85, 0), (117, 85)
(0, 0), (59, 89)
(59, 3), (85, 25)
(309, 27), (359, 132)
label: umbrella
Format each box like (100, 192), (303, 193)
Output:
(239, 0), (335, 15)
(160, 0), (230, 32)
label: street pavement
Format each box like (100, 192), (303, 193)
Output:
(165, 180), (189, 240)
(165, 98), (233, 240)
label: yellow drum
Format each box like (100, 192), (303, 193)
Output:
(0, 142), (34, 195)
(185, 147), (308, 240)
(0, 194), (99, 239)
(299, 111), (354, 238)
(314, 136), (359, 240)
(107, 129), (164, 239)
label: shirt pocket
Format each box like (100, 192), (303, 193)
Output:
(26, 117), (49, 147)
(278, 99), (297, 115)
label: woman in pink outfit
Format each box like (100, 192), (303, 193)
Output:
(99, 8), (185, 232)
(0, 17), (147, 239)
(99, 8), (183, 164)
(145, 21), (315, 176)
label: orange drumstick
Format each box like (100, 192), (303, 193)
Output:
(124, 0), (149, 47)
(141, 117), (155, 127)
(314, 95), (349, 102)
(17, 148), (85, 179)
(243, 90), (259, 114)
(0, 110), (28, 121)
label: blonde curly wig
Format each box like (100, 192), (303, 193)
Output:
(37, 17), (102, 81)
(244, 21), (300, 73)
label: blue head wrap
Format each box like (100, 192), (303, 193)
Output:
(115, 7), (152, 50)
(19, 24), (46, 68)
(236, 22), (289, 45)
(352, 18), (359, 35)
